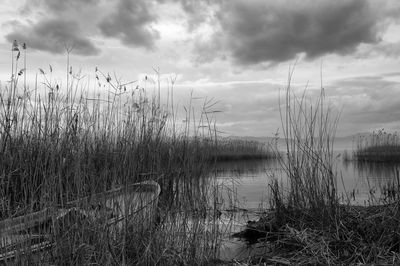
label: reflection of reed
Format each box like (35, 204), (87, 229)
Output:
(352, 161), (400, 203)
(354, 161), (399, 180)
(214, 157), (400, 206)
(213, 158), (281, 176)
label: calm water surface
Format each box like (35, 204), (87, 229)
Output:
(215, 152), (400, 260)
(216, 153), (400, 209)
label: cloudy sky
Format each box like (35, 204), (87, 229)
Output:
(1, 0), (400, 137)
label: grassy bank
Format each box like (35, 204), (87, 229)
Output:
(234, 73), (400, 265)
(353, 130), (400, 162)
(0, 42), (223, 265)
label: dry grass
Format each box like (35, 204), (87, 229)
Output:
(237, 202), (400, 265)
(273, 69), (339, 221)
(0, 41), (224, 265)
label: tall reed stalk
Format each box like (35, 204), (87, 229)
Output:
(272, 70), (340, 226)
(0, 41), (222, 265)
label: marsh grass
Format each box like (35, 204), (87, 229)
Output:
(349, 129), (400, 205)
(272, 71), (339, 221)
(235, 72), (400, 265)
(0, 41), (225, 265)
(354, 129), (400, 162)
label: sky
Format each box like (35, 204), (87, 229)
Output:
(1, 0), (400, 137)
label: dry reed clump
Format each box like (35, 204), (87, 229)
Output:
(0, 40), (222, 265)
(236, 202), (400, 265)
(272, 70), (339, 225)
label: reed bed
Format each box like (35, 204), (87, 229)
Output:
(347, 129), (400, 205)
(353, 130), (400, 162)
(0, 41), (223, 265)
(210, 139), (275, 161)
(234, 72), (400, 265)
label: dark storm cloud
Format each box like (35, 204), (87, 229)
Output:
(16, 0), (160, 52)
(199, 0), (384, 65)
(5, 18), (100, 56)
(99, 0), (159, 50)
(20, 0), (100, 16)
(39, 0), (99, 11)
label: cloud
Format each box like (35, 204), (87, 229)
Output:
(193, 35), (224, 63)
(383, 72), (400, 78)
(178, 0), (210, 27)
(356, 41), (400, 58)
(99, 0), (160, 50)
(166, 0), (218, 31)
(326, 75), (400, 134)
(21, 0), (99, 13)
(5, 18), (100, 56)
(20, 0), (101, 21)
(187, 74), (400, 137)
(196, 0), (385, 65)
(173, 80), (282, 136)
(15, 0), (160, 53)
(39, 0), (99, 11)
(382, 0), (400, 22)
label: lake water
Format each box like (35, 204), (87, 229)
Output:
(215, 152), (400, 261)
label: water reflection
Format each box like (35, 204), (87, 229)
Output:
(352, 160), (398, 180)
(348, 160), (400, 204)
(212, 159), (286, 211)
(214, 157), (400, 261)
(212, 159), (282, 176)
(214, 156), (400, 210)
